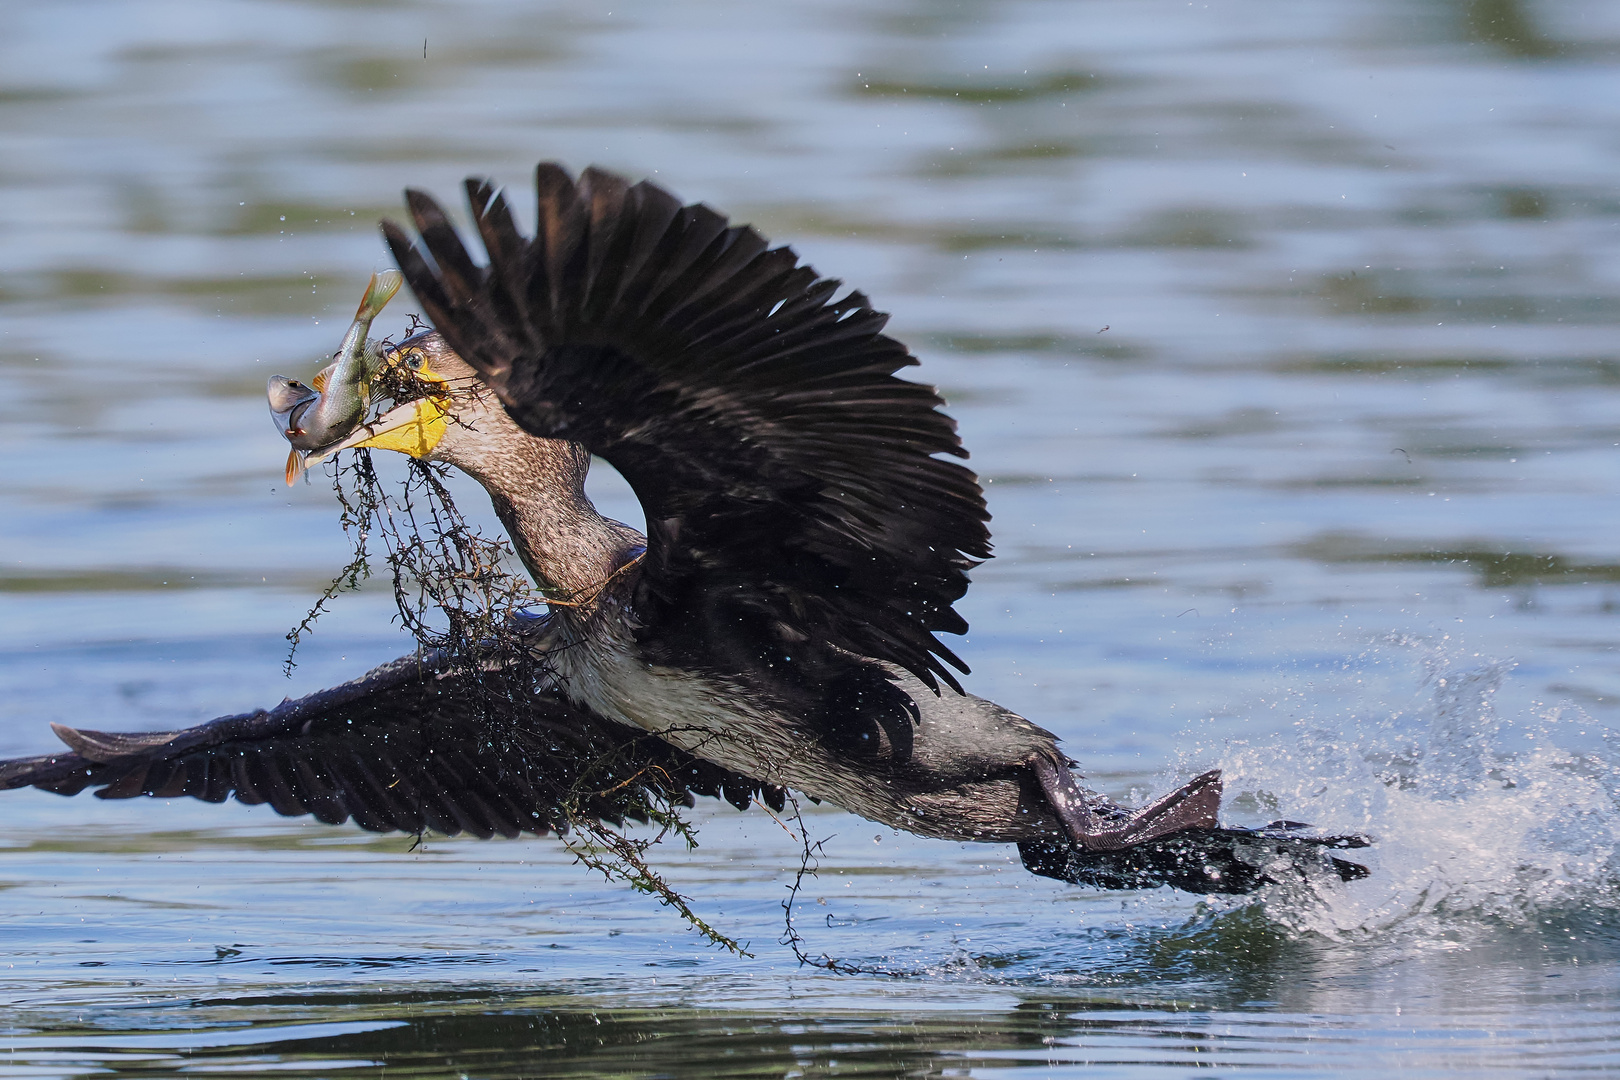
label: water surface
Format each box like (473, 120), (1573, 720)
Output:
(3, 0), (1619, 1075)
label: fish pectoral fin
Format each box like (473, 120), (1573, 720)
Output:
(308, 361), (339, 395)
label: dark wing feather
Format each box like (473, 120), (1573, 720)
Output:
(0, 653), (780, 836)
(385, 164), (990, 692)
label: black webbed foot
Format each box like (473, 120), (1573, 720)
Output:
(1019, 824), (1371, 895)
(1020, 754), (1371, 893)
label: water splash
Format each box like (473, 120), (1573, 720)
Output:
(1216, 635), (1620, 940)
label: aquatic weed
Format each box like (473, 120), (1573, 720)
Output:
(283, 380), (750, 953)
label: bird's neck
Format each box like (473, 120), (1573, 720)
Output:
(451, 438), (640, 602)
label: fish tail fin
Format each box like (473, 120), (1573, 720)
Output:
(355, 269), (404, 320)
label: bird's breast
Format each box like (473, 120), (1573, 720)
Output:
(548, 616), (809, 783)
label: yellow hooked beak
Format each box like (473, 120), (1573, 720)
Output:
(330, 396), (448, 458)
(289, 348), (452, 482)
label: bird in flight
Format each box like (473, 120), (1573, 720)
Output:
(2, 165), (1367, 899)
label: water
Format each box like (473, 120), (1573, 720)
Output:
(3, 0), (1620, 1074)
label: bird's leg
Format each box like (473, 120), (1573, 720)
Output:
(1029, 753), (1223, 853)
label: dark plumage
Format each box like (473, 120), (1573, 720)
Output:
(0, 163), (1370, 899)
(372, 165), (1234, 860)
(1, 651), (781, 839)
(385, 166), (987, 696)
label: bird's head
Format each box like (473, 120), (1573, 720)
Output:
(272, 314), (614, 596)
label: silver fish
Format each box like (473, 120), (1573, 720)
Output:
(269, 270), (403, 484)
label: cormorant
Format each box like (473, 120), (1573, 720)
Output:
(0, 165), (1368, 895)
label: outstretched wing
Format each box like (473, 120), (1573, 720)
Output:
(0, 652), (782, 838)
(383, 164), (991, 692)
